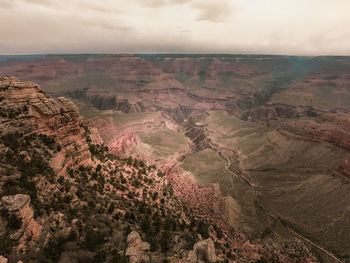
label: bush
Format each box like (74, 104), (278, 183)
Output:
(197, 220), (209, 239)
(93, 250), (106, 263)
(7, 214), (22, 231)
(0, 238), (13, 256)
(111, 251), (129, 263)
(160, 231), (171, 252)
(240, 112), (250, 121)
(39, 134), (56, 150)
(56, 144), (62, 152)
(43, 236), (66, 262)
(0, 208), (9, 220)
(1, 132), (20, 150)
(213, 224), (223, 239)
(152, 192), (158, 201)
(81, 227), (106, 251)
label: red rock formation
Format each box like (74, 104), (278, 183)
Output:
(303, 72), (350, 90)
(0, 77), (91, 167)
(279, 113), (350, 179)
(0, 56), (83, 81)
(208, 58), (263, 77)
(1, 194), (42, 250)
(84, 117), (117, 141)
(164, 157), (226, 222)
(84, 116), (139, 156)
(108, 131), (140, 156)
(167, 171), (224, 215)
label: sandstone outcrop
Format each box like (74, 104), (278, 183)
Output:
(84, 116), (118, 145)
(108, 131), (140, 156)
(0, 76), (90, 167)
(187, 238), (217, 263)
(0, 194), (41, 249)
(84, 117), (141, 156)
(1, 194), (30, 213)
(125, 230), (150, 263)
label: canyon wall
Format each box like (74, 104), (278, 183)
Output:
(0, 76), (90, 168)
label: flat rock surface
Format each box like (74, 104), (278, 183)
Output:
(1, 194), (30, 212)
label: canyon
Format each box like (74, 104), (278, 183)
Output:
(1, 54), (350, 262)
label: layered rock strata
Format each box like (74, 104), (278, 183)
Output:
(0, 76), (90, 167)
(0, 194), (41, 251)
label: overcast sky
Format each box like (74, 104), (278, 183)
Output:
(1, 0), (350, 55)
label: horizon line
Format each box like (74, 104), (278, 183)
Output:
(2, 52), (350, 58)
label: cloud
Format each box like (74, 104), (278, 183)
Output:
(0, 0), (350, 55)
(2, 0), (15, 8)
(82, 20), (131, 31)
(79, 2), (123, 14)
(18, 0), (54, 7)
(18, 0), (123, 14)
(192, 0), (233, 22)
(137, 0), (193, 8)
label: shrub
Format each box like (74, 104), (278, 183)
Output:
(152, 192), (158, 201)
(160, 231), (171, 252)
(0, 238), (13, 256)
(81, 227), (106, 251)
(43, 236), (66, 262)
(93, 250), (106, 263)
(7, 214), (22, 231)
(213, 224), (223, 239)
(0, 208), (9, 220)
(111, 252), (129, 263)
(1, 132), (20, 150)
(197, 220), (209, 239)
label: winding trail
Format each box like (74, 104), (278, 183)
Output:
(289, 229), (343, 263)
(224, 155), (344, 263)
(182, 118), (344, 263)
(264, 210), (344, 263)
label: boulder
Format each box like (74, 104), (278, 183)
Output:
(125, 231), (150, 263)
(0, 194), (42, 245)
(127, 230), (142, 247)
(126, 246), (138, 263)
(0, 256), (8, 263)
(1, 194), (30, 212)
(188, 238), (217, 263)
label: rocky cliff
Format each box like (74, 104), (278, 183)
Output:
(0, 76), (90, 169)
(0, 194), (41, 253)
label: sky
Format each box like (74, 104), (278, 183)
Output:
(1, 0), (350, 55)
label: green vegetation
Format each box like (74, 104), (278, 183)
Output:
(182, 148), (231, 184)
(138, 128), (188, 157)
(7, 214), (22, 231)
(110, 111), (160, 127)
(0, 133), (57, 215)
(0, 239), (13, 256)
(0, 105), (28, 118)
